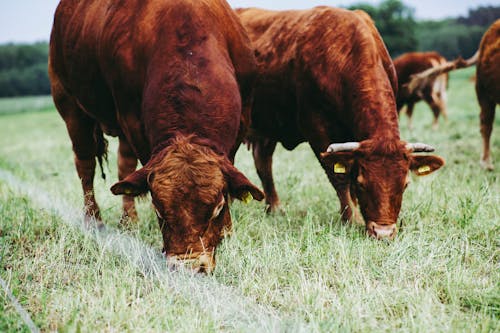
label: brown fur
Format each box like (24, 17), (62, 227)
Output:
(237, 7), (444, 236)
(394, 51), (449, 129)
(149, 136), (226, 256)
(476, 19), (500, 170)
(49, 0), (264, 269)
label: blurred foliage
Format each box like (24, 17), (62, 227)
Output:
(348, 0), (418, 57)
(349, 0), (498, 59)
(0, 42), (50, 97)
(416, 20), (486, 59)
(457, 6), (500, 27)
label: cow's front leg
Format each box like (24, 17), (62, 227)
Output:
(252, 138), (279, 213)
(332, 183), (363, 224)
(117, 137), (138, 223)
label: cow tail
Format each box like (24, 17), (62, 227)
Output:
(94, 125), (108, 180)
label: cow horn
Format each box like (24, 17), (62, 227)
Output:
(406, 143), (435, 153)
(326, 142), (360, 153)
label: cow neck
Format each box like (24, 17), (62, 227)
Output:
(150, 134), (225, 158)
(348, 72), (401, 143)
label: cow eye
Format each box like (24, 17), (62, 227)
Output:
(211, 197), (225, 220)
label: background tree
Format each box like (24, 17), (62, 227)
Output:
(349, 0), (417, 57)
(0, 42), (50, 97)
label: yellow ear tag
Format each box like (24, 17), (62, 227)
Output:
(124, 189), (132, 195)
(334, 162), (346, 174)
(242, 191), (253, 204)
(418, 165), (431, 174)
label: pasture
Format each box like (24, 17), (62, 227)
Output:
(0, 67), (498, 332)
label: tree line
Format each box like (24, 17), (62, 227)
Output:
(0, 0), (498, 97)
(348, 0), (499, 58)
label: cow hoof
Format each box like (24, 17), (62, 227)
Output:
(120, 211), (138, 226)
(83, 215), (104, 230)
(480, 159), (494, 171)
(265, 202), (281, 214)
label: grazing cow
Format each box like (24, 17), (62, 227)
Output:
(236, 7), (444, 239)
(49, 0), (264, 273)
(476, 19), (500, 170)
(394, 52), (449, 130)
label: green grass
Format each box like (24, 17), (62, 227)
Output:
(0, 66), (499, 332)
(0, 95), (54, 115)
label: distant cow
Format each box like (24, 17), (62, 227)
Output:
(476, 19), (500, 170)
(49, 0), (264, 273)
(237, 7), (444, 239)
(394, 52), (449, 129)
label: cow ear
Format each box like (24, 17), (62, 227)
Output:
(320, 151), (355, 175)
(223, 162), (264, 202)
(110, 167), (150, 196)
(410, 155), (445, 176)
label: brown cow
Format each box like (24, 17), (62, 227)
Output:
(236, 7), (444, 239)
(49, 0), (264, 273)
(394, 52), (449, 130)
(476, 19), (500, 170)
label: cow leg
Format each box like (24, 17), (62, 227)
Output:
(308, 142), (360, 224)
(406, 102), (415, 130)
(251, 138), (279, 213)
(52, 95), (103, 227)
(478, 96), (496, 170)
(424, 95), (442, 130)
(117, 137), (139, 222)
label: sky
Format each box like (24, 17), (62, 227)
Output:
(0, 0), (497, 44)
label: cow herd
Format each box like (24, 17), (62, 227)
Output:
(48, 0), (498, 273)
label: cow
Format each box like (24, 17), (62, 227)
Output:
(476, 19), (500, 170)
(394, 52), (449, 130)
(236, 7), (445, 239)
(49, 0), (264, 273)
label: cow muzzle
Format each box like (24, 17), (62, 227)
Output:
(165, 251), (216, 274)
(367, 221), (397, 240)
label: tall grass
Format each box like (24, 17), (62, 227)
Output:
(0, 67), (498, 332)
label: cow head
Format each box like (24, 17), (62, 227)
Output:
(320, 139), (444, 239)
(110, 136), (264, 273)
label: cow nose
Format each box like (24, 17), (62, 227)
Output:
(166, 251), (216, 274)
(367, 222), (397, 240)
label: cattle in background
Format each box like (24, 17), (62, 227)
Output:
(49, 0), (264, 273)
(394, 52), (449, 130)
(236, 7), (444, 239)
(476, 19), (500, 170)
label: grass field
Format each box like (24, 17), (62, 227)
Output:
(0, 67), (499, 332)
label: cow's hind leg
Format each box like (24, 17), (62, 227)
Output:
(252, 138), (279, 213)
(117, 137), (138, 222)
(424, 94), (442, 130)
(405, 102), (415, 130)
(478, 95), (496, 170)
(52, 86), (105, 227)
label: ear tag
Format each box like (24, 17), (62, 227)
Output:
(124, 189), (132, 195)
(242, 191), (253, 204)
(334, 162), (346, 174)
(418, 165), (431, 174)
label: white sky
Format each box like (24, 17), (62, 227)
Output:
(0, 0), (497, 44)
